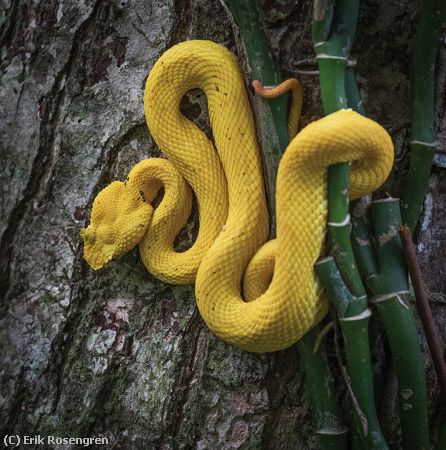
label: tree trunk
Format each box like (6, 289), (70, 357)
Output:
(0, 0), (445, 448)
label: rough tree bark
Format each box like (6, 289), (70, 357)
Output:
(0, 0), (445, 449)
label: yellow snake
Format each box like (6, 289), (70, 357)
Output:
(80, 40), (394, 352)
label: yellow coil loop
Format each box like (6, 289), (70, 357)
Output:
(81, 40), (394, 352)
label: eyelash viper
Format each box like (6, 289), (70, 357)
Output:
(80, 40), (394, 352)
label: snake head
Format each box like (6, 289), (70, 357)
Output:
(80, 181), (152, 270)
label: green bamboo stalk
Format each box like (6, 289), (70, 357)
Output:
(366, 199), (408, 294)
(297, 330), (348, 448)
(327, 163), (365, 298)
(345, 67), (365, 115)
(350, 197), (379, 280)
(318, 169), (388, 449)
(367, 198), (429, 450)
(313, 1), (390, 448)
(343, 16), (430, 446)
(348, 140), (431, 447)
(344, 66), (379, 282)
(345, 71), (384, 366)
(226, 0), (289, 235)
(343, 17), (430, 446)
(400, 1), (446, 446)
(313, 0), (364, 296)
(226, 2), (347, 448)
(315, 258), (389, 450)
(401, 0), (446, 231)
(319, 2), (435, 448)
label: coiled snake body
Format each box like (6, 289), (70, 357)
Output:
(81, 40), (394, 352)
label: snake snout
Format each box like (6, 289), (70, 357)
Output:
(81, 180), (152, 270)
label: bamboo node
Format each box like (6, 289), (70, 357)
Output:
(328, 214), (350, 227)
(315, 54), (348, 61)
(411, 139), (437, 147)
(339, 308), (372, 321)
(370, 291), (411, 309)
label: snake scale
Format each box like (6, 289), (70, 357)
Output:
(81, 40), (394, 352)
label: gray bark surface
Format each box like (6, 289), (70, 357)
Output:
(0, 0), (445, 449)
